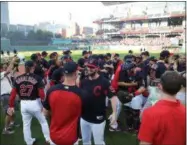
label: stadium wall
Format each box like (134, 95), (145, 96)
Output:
(11, 46), (58, 52)
(1, 44), (184, 53)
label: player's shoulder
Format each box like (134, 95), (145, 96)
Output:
(47, 84), (63, 96)
(100, 75), (110, 83)
(68, 85), (84, 97)
(31, 73), (43, 80)
(47, 84), (83, 96)
(80, 77), (89, 85)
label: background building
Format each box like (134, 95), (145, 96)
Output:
(36, 22), (66, 34)
(66, 22), (80, 38)
(80, 26), (93, 36)
(94, 2), (185, 40)
(1, 2), (10, 36)
(1, 2), (10, 25)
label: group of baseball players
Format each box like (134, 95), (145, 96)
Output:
(0, 48), (186, 145)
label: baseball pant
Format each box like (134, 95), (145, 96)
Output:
(131, 94), (147, 110)
(20, 99), (52, 145)
(80, 118), (106, 145)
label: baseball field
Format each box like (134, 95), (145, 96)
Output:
(0, 49), (179, 145)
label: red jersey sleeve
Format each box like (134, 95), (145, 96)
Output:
(138, 109), (157, 143)
(38, 88), (45, 101)
(9, 88), (17, 108)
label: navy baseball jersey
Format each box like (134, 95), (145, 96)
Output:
(80, 75), (115, 124)
(13, 73), (44, 100)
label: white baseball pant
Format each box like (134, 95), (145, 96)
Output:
(20, 99), (53, 145)
(80, 118), (106, 145)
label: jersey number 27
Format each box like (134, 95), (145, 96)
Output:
(20, 84), (33, 97)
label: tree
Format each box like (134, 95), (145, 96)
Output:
(7, 31), (25, 43)
(27, 30), (36, 40)
(55, 33), (62, 38)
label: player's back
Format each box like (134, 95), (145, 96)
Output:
(14, 73), (42, 100)
(46, 84), (82, 145)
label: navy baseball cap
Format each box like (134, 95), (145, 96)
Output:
(86, 55), (99, 68)
(64, 61), (78, 74)
(41, 51), (48, 56)
(82, 50), (88, 56)
(30, 54), (38, 61)
(106, 53), (111, 57)
(52, 68), (64, 81)
(63, 49), (72, 54)
(141, 51), (150, 56)
(160, 50), (170, 58)
(129, 50), (133, 54)
(124, 55), (133, 63)
(25, 60), (34, 67)
(61, 55), (72, 61)
(114, 53), (120, 57)
(122, 63), (136, 70)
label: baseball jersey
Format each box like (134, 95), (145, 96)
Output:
(155, 62), (167, 79)
(34, 62), (45, 79)
(43, 84), (83, 145)
(80, 75), (115, 124)
(13, 73), (44, 100)
(77, 58), (87, 68)
(41, 58), (49, 69)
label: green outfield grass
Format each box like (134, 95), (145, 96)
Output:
(22, 49), (161, 61)
(0, 108), (138, 145)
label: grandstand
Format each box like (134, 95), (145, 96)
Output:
(94, 2), (185, 50)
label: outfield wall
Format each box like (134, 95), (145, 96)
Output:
(11, 46), (58, 51)
(4, 44), (184, 53)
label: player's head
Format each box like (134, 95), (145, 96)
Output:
(128, 50), (133, 55)
(30, 53), (38, 62)
(52, 68), (64, 83)
(49, 52), (57, 60)
(149, 56), (157, 64)
(61, 55), (72, 65)
(63, 49), (72, 55)
(86, 55), (99, 77)
(37, 53), (42, 60)
(25, 60), (35, 73)
(159, 50), (170, 61)
(124, 55), (133, 64)
(135, 55), (142, 63)
(63, 61), (78, 80)
(105, 53), (111, 61)
(113, 53), (120, 62)
(41, 51), (48, 58)
(141, 51), (149, 59)
(82, 50), (89, 59)
(159, 71), (181, 96)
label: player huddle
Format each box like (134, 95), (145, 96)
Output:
(0, 49), (186, 145)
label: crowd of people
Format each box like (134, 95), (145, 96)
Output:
(0, 48), (186, 145)
(92, 37), (180, 46)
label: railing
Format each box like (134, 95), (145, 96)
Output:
(119, 26), (184, 34)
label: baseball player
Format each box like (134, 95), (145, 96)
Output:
(79, 55), (118, 145)
(7, 60), (53, 145)
(43, 61), (83, 145)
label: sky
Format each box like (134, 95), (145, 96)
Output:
(9, 2), (110, 28)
